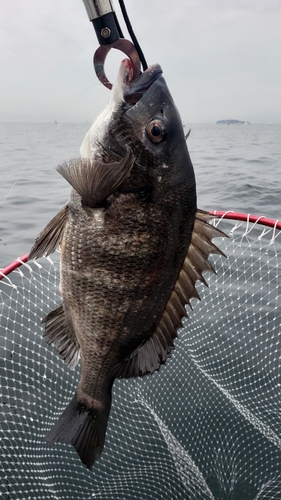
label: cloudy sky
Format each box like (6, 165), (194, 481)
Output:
(1, 0), (281, 123)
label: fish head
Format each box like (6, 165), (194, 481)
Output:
(81, 59), (195, 192)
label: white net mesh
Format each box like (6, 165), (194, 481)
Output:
(0, 215), (281, 499)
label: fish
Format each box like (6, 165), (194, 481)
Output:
(29, 58), (226, 470)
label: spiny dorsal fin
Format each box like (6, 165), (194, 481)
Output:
(115, 210), (227, 378)
(42, 305), (80, 369)
(56, 147), (134, 207)
(29, 205), (68, 260)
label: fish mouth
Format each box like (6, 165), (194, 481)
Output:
(122, 60), (163, 106)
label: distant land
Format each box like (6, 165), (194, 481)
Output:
(216, 119), (251, 125)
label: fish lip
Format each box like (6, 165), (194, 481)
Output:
(123, 63), (163, 105)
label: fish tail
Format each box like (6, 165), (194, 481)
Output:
(45, 392), (111, 469)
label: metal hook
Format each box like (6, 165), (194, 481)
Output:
(93, 38), (141, 90)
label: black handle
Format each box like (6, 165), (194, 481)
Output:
(92, 11), (122, 45)
(82, 0), (123, 45)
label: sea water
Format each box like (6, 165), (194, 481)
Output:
(0, 122), (280, 267)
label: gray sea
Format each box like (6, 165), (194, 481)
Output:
(0, 122), (280, 267)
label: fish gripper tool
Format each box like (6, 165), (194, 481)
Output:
(82, 0), (142, 89)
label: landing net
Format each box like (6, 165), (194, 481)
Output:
(0, 212), (280, 499)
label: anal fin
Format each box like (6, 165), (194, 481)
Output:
(42, 305), (80, 369)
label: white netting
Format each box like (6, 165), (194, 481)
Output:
(0, 216), (281, 500)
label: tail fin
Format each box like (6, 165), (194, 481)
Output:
(45, 393), (111, 469)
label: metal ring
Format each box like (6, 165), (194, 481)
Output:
(93, 38), (141, 90)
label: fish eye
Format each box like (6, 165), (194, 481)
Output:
(146, 119), (166, 143)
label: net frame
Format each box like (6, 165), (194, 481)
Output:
(1, 211), (280, 280)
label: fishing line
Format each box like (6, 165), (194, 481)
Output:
(118, 0), (148, 71)
(0, 83), (99, 206)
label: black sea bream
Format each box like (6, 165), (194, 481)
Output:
(29, 59), (225, 469)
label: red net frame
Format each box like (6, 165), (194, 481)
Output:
(1, 211), (280, 279)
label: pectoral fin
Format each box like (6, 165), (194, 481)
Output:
(56, 147), (134, 207)
(114, 210), (227, 378)
(29, 205), (68, 260)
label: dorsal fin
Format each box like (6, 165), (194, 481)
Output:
(56, 147), (134, 207)
(114, 211), (227, 379)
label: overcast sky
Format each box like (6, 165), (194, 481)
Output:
(1, 0), (281, 123)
